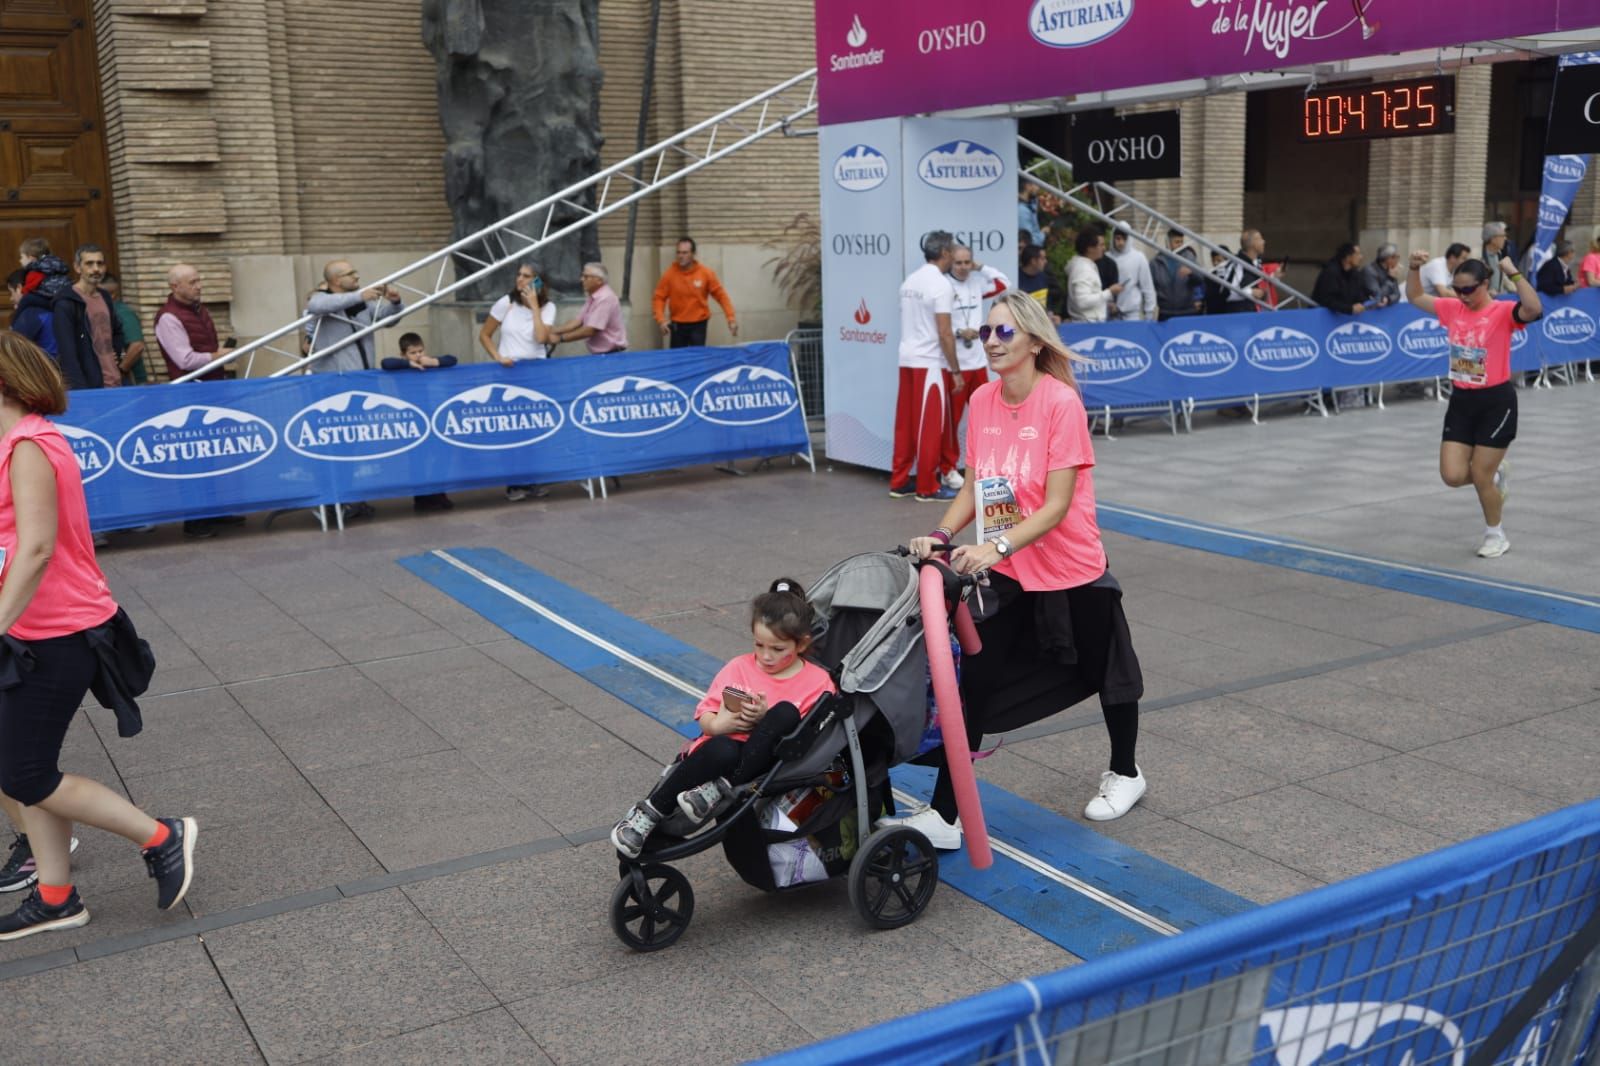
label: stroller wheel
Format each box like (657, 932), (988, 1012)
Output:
(610, 863), (695, 952)
(848, 826), (940, 930)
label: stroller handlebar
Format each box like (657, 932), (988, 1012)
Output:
(895, 545), (987, 590)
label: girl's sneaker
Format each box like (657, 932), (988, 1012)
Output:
(677, 778), (730, 824)
(0, 887), (89, 941)
(0, 834), (80, 893)
(610, 801), (662, 859)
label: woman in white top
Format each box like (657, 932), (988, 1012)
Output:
(478, 262), (558, 500)
(479, 262), (557, 365)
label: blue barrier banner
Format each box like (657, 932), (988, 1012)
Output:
(1065, 291), (1600, 409)
(59, 342), (809, 530)
(760, 797), (1600, 1065)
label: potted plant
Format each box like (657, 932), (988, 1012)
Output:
(765, 212), (822, 327)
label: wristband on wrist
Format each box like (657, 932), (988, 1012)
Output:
(929, 528), (951, 544)
(1507, 272), (1522, 282)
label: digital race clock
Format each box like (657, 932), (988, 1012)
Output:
(1300, 75), (1456, 142)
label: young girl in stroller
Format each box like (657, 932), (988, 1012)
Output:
(610, 578), (838, 859)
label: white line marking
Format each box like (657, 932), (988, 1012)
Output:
(429, 549), (704, 700)
(432, 548), (1183, 940)
(891, 789), (1179, 937)
(1101, 504), (1600, 611)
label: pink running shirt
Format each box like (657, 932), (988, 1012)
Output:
(1434, 297), (1525, 389)
(965, 375), (1107, 591)
(687, 653), (836, 753)
(0, 413), (118, 639)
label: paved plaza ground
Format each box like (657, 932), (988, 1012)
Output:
(3, 378), (1597, 1064)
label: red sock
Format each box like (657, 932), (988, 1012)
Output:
(38, 883), (72, 907)
(142, 822), (170, 850)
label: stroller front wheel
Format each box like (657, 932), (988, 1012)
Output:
(848, 825), (940, 930)
(610, 863), (695, 952)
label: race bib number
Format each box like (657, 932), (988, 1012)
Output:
(976, 476), (1020, 544)
(1448, 343), (1487, 386)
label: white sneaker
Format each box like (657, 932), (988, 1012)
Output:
(1477, 532), (1510, 559)
(1493, 460), (1510, 503)
(1084, 767), (1146, 821)
(876, 806), (961, 850)
(941, 469), (965, 490)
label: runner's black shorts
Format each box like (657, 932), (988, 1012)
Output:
(1442, 381), (1517, 448)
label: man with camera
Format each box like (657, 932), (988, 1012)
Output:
(304, 259), (405, 372)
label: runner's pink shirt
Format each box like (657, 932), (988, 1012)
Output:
(0, 413), (118, 639)
(1434, 297), (1525, 389)
(688, 653), (835, 752)
(966, 375), (1106, 590)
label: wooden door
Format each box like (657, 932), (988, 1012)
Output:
(0, 0), (117, 315)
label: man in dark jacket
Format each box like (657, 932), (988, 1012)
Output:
(1152, 229), (1203, 320)
(1312, 243), (1371, 315)
(51, 244), (124, 389)
(7, 270), (57, 356)
(1536, 240), (1578, 297)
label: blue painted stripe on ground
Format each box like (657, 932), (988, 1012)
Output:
(1099, 502), (1600, 634)
(401, 547), (1256, 960)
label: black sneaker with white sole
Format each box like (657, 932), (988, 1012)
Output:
(0, 887), (89, 941)
(142, 817), (198, 911)
(0, 833), (81, 893)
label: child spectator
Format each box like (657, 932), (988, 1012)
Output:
(380, 332), (456, 371)
(16, 240), (71, 302)
(7, 270), (57, 358)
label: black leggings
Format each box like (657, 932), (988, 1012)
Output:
(646, 701), (802, 813)
(929, 586), (1140, 821)
(0, 631), (96, 806)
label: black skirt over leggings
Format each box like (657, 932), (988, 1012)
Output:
(928, 570), (1144, 821)
(0, 631), (97, 806)
(646, 701), (803, 814)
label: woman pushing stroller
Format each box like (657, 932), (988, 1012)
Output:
(887, 290), (1149, 849)
(611, 579), (837, 858)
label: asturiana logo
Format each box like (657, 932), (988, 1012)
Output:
(432, 384), (564, 450)
(1071, 336), (1152, 384)
(693, 365), (799, 426)
(833, 144), (889, 192)
(55, 423), (114, 484)
(1544, 155), (1587, 184)
(1029, 0), (1133, 48)
(1510, 325), (1529, 351)
(1244, 326), (1319, 372)
(117, 405), (276, 480)
(572, 375), (690, 438)
(1397, 318), (1449, 359)
(1539, 194), (1571, 230)
(1542, 305), (1596, 344)
(1160, 330), (1238, 377)
(285, 390), (429, 461)
(918, 141), (1004, 192)
(1326, 321), (1393, 365)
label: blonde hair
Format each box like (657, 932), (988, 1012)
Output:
(992, 290), (1086, 392)
(0, 331), (67, 415)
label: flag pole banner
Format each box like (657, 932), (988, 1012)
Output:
(60, 343), (810, 531)
(1529, 51), (1600, 270)
(815, 1), (1596, 125)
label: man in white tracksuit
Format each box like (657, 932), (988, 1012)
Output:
(942, 244), (1009, 486)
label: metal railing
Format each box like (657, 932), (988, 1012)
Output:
(1019, 137), (1316, 312)
(178, 69), (820, 383)
(786, 326), (823, 419)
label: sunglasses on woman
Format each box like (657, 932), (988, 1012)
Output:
(977, 324), (1018, 343)
(1453, 282), (1481, 297)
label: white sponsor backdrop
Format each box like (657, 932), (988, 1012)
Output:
(820, 116), (1017, 472)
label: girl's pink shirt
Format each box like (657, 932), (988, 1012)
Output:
(687, 653), (835, 752)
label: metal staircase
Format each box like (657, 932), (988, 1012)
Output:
(178, 69), (820, 383)
(1018, 136), (1316, 311)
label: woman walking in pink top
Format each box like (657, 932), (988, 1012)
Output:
(885, 291), (1148, 849)
(611, 578), (836, 858)
(0, 331), (196, 940)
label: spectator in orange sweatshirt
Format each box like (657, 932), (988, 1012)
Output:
(652, 237), (738, 349)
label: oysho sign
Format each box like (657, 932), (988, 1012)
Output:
(572, 375), (690, 437)
(1071, 109), (1181, 182)
(1029, 0), (1134, 48)
(117, 404), (277, 480)
(918, 19), (986, 54)
(833, 144), (890, 192)
(433, 384), (564, 450)
(918, 140), (1005, 191)
(1160, 330), (1238, 377)
(693, 365), (800, 426)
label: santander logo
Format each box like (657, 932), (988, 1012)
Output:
(853, 300), (871, 325)
(847, 14), (867, 47)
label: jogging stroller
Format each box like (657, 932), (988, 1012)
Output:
(609, 549), (980, 951)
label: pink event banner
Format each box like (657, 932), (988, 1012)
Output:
(816, 0), (1600, 125)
